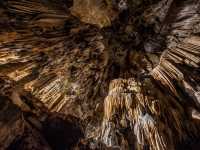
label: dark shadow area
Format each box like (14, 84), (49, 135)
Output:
(42, 114), (84, 150)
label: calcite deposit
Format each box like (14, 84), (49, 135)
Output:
(0, 0), (200, 149)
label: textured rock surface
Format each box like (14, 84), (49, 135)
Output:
(0, 0), (200, 149)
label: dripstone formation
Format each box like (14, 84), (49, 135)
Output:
(0, 0), (200, 149)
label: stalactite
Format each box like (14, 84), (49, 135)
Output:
(101, 77), (199, 149)
(152, 36), (200, 109)
(0, 0), (200, 149)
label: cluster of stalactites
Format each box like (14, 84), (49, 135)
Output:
(151, 36), (200, 108)
(101, 78), (175, 150)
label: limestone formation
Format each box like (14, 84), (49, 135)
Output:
(0, 0), (200, 149)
